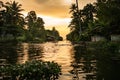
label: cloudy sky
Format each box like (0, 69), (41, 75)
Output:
(2, 0), (95, 39)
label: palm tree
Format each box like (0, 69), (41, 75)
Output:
(5, 1), (24, 25)
(67, 1), (97, 41)
(95, 0), (120, 36)
(82, 4), (96, 21)
(69, 0), (82, 33)
(67, 2), (83, 42)
(69, 4), (81, 31)
(3, 1), (24, 40)
(76, 0), (82, 34)
(81, 4), (96, 31)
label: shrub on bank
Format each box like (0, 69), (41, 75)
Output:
(0, 60), (61, 80)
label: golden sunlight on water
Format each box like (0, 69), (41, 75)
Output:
(17, 43), (29, 64)
(41, 41), (74, 79)
(16, 41), (86, 80)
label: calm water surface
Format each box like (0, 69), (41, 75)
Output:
(0, 41), (120, 80)
(0, 41), (85, 79)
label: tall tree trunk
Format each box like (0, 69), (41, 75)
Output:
(76, 0), (82, 34)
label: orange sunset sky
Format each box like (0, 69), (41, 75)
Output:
(2, 0), (95, 39)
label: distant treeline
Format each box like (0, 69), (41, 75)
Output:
(0, 1), (63, 43)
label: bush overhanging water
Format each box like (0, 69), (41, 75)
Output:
(0, 60), (61, 80)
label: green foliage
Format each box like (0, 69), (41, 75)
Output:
(79, 33), (91, 41)
(46, 27), (63, 41)
(95, 0), (120, 35)
(67, 3), (96, 42)
(25, 11), (46, 42)
(67, 0), (120, 42)
(0, 1), (25, 41)
(0, 60), (61, 80)
(66, 30), (80, 42)
(0, 1), (63, 43)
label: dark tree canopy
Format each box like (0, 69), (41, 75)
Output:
(0, 1), (62, 42)
(67, 0), (120, 41)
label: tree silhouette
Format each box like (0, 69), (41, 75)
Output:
(25, 11), (46, 41)
(5, 1), (24, 25)
(67, 3), (96, 41)
(0, 1), (24, 40)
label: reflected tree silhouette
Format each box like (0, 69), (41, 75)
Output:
(28, 44), (43, 60)
(0, 43), (18, 64)
(71, 42), (120, 80)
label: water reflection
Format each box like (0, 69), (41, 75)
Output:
(0, 43), (18, 64)
(0, 41), (120, 80)
(70, 44), (97, 80)
(72, 43), (120, 80)
(17, 43), (43, 64)
(40, 41), (74, 80)
(0, 41), (75, 79)
(17, 43), (29, 64)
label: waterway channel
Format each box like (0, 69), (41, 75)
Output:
(0, 41), (120, 80)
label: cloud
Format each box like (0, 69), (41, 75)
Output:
(35, 0), (63, 5)
(2, 0), (96, 18)
(34, 0), (71, 18)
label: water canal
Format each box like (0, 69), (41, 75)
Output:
(0, 41), (120, 80)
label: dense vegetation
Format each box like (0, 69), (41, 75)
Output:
(0, 1), (63, 43)
(0, 60), (61, 80)
(67, 0), (120, 42)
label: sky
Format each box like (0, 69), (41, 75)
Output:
(2, 0), (96, 39)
